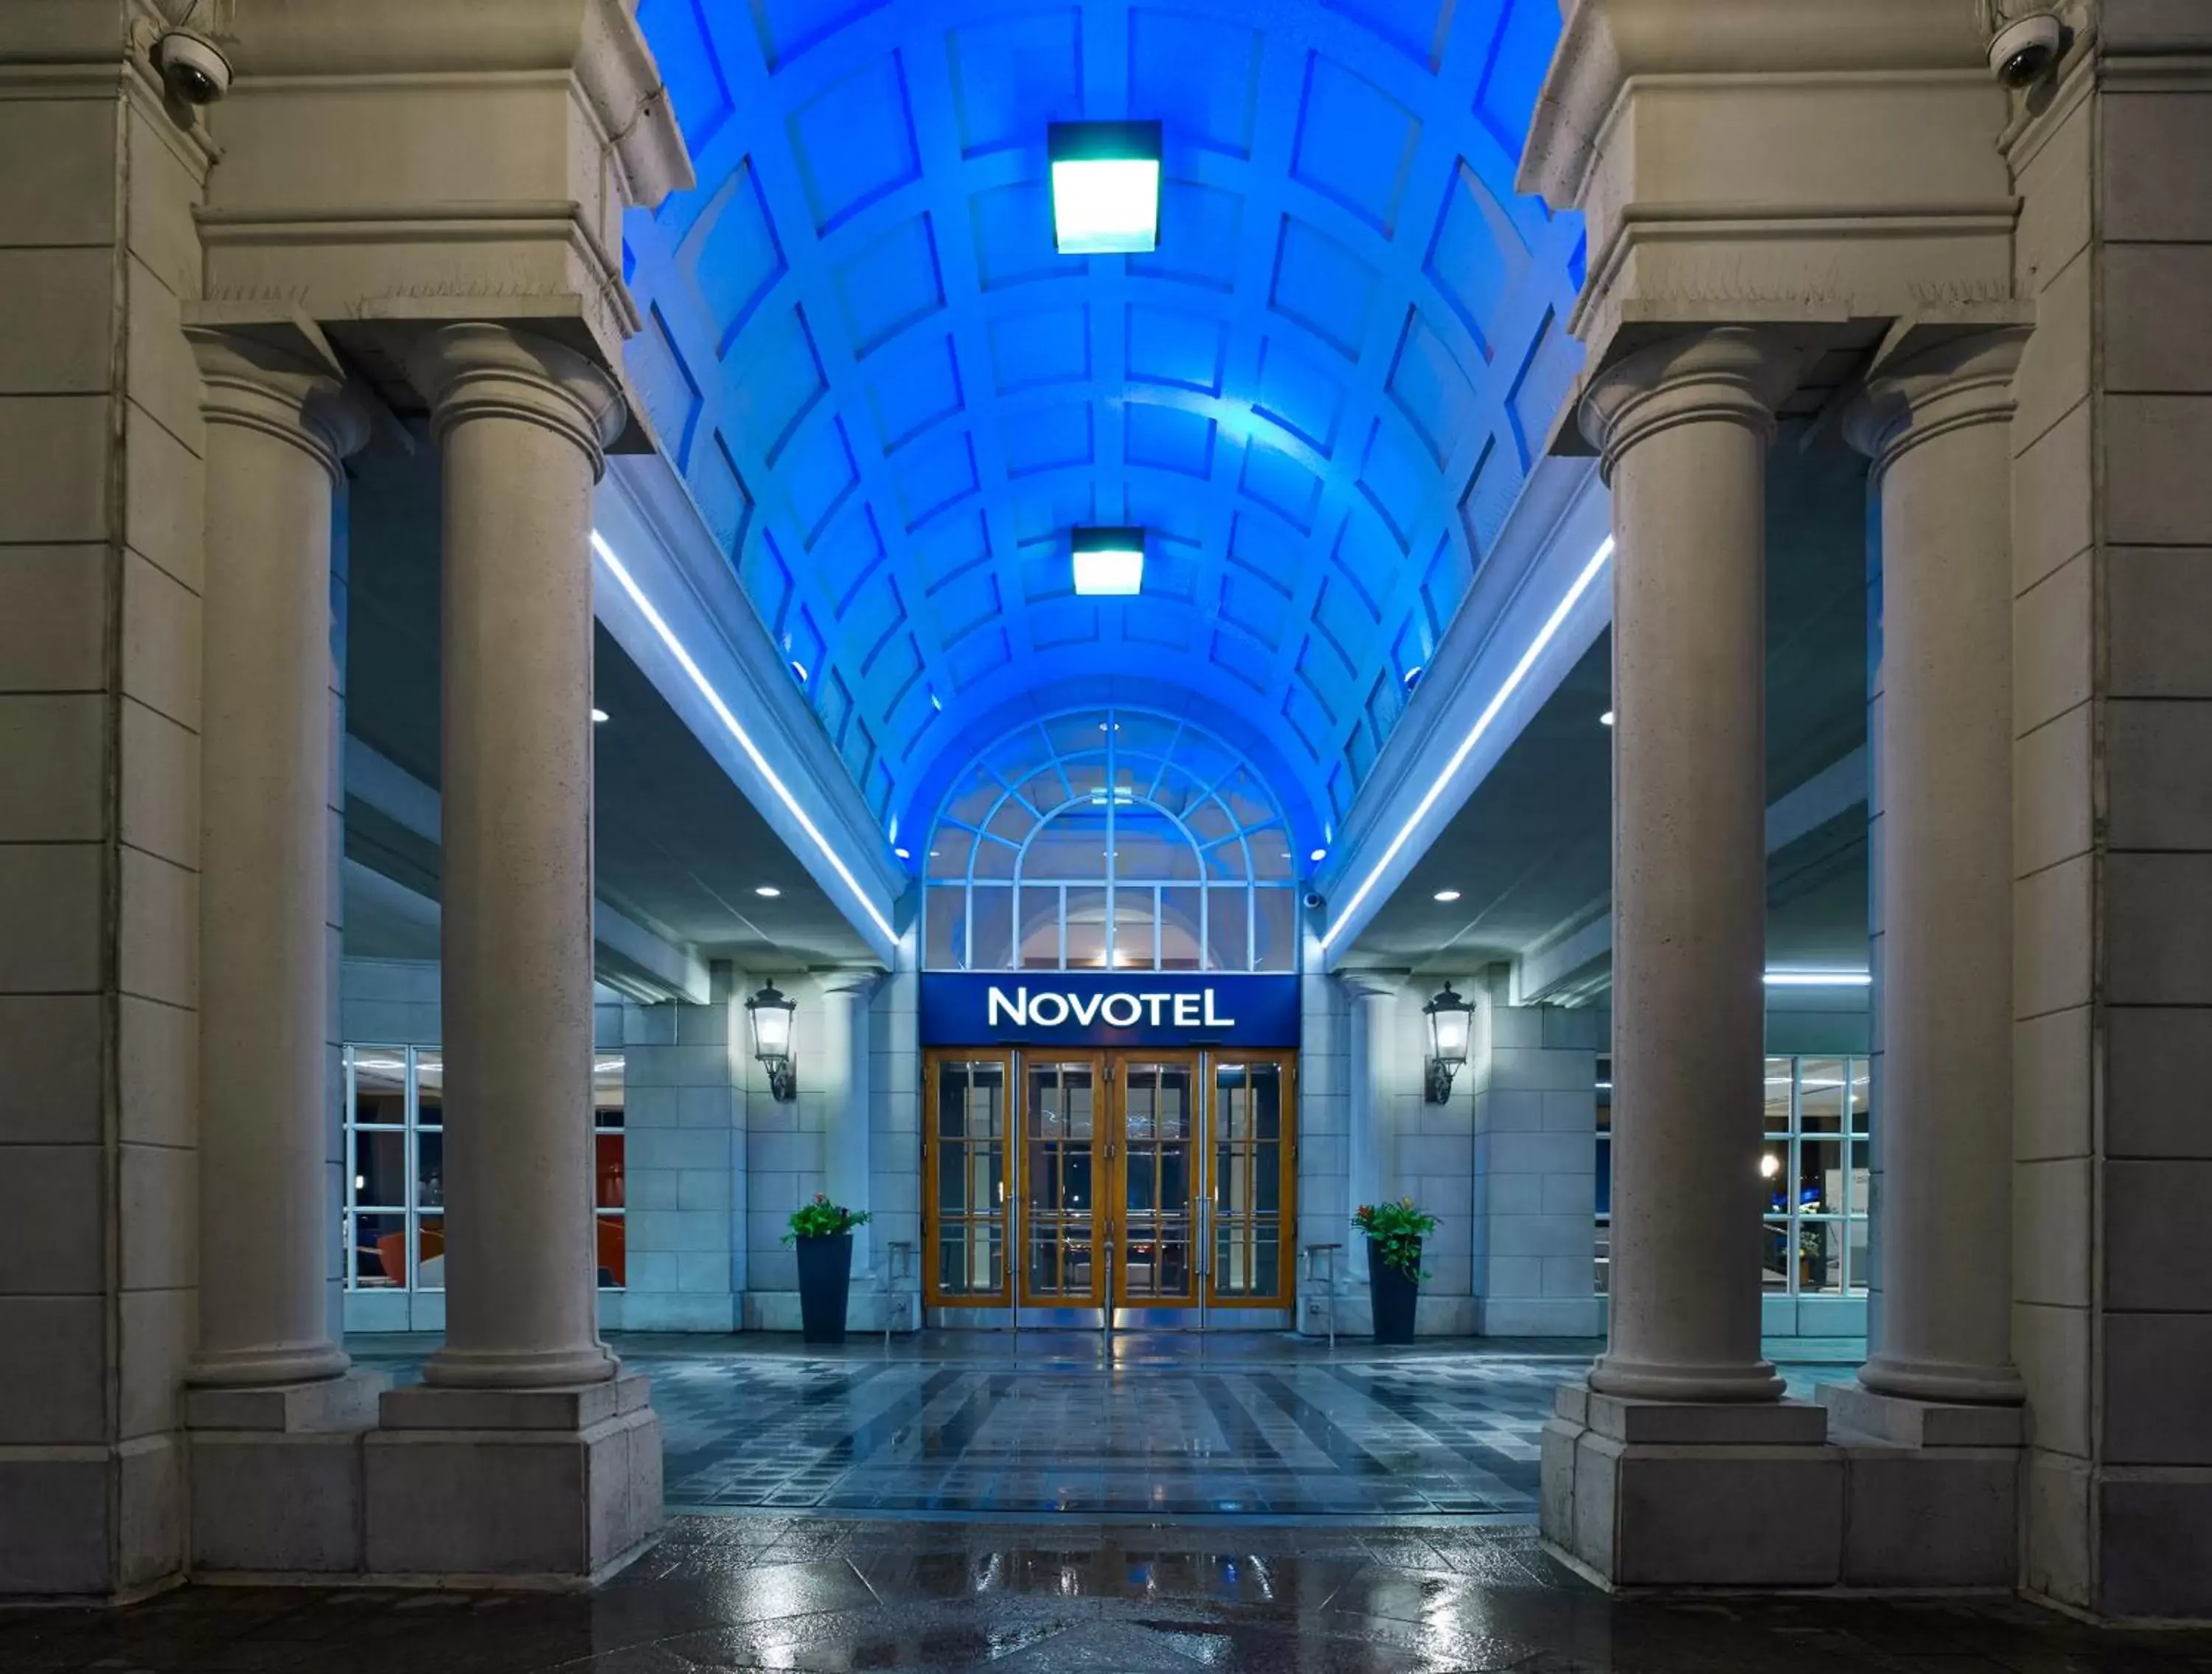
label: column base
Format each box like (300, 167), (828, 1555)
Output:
(364, 1375), (661, 1585)
(1540, 1382), (1840, 1588)
(1817, 1382), (2021, 1589)
(184, 1371), (389, 1577)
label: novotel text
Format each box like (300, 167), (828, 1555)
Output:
(987, 985), (1237, 1030)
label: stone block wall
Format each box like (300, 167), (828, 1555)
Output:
(1470, 981), (1603, 1337)
(0, 19), (210, 1597)
(2006, 20), (2212, 1617)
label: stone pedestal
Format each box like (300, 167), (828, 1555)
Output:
(1818, 1382), (2021, 1588)
(184, 1372), (387, 1577)
(1542, 1383), (1841, 1588)
(364, 1378), (661, 1585)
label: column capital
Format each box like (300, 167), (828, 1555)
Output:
(408, 322), (627, 481)
(186, 315), (373, 484)
(1579, 327), (1805, 483)
(1843, 325), (2033, 479)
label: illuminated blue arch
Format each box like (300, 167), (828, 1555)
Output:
(625, 0), (1582, 865)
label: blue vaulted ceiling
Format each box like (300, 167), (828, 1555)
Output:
(622, 0), (1582, 864)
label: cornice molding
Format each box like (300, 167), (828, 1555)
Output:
(1521, 0), (1989, 209)
(218, 0), (690, 209)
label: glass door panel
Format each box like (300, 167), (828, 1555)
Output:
(1020, 1057), (1102, 1305)
(926, 1055), (1011, 1305)
(1116, 1057), (1197, 1305)
(1208, 1057), (1291, 1307)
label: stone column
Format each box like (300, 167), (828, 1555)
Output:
(1843, 331), (2030, 1407)
(185, 324), (369, 1389)
(1341, 975), (1399, 1281)
(820, 970), (885, 1275)
(414, 323), (626, 1392)
(1585, 328), (1800, 1404)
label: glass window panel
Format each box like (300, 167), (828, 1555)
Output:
(413, 1049), (443, 1128)
(926, 826), (974, 879)
(925, 883), (964, 969)
(350, 1212), (408, 1286)
(1186, 799), (1236, 846)
(595, 1131), (625, 1209)
(1764, 1058), (1794, 1131)
(1026, 809), (1110, 878)
(1759, 1142), (1789, 1215)
(1251, 1066), (1282, 1139)
(596, 1212), (625, 1288)
(1203, 838), (1248, 881)
(1849, 1059), (1872, 1133)
(352, 1129), (407, 1209)
(1065, 886), (1109, 969)
(350, 1049), (407, 1125)
(1019, 770), (1071, 815)
(984, 796), (1037, 847)
(1158, 887), (1200, 970)
(1113, 810), (1199, 881)
(415, 1215), (445, 1290)
(1848, 1138), (1871, 1217)
(972, 835), (1018, 880)
(1801, 1057), (1848, 1133)
(1846, 1215), (1872, 1292)
(416, 1130), (445, 1210)
(1206, 887), (1248, 973)
(594, 1054), (624, 1126)
(1049, 713), (1109, 757)
(1761, 1220), (1792, 1292)
(945, 771), (1004, 827)
(1248, 827), (1296, 881)
(1109, 886), (1155, 970)
(1017, 885), (1061, 969)
(1149, 765), (1197, 816)
(1252, 889), (1295, 972)
(1220, 770), (1275, 828)
(971, 886), (1013, 968)
(1798, 1220), (1843, 1294)
(1798, 1138), (1843, 1214)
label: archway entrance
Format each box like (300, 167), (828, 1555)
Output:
(924, 1047), (1296, 1330)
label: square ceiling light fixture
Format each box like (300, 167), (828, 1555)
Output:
(1072, 527), (1145, 596)
(1049, 121), (1162, 254)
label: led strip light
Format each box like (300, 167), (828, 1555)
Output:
(1320, 537), (1615, 953)
(592, 531), (897, 946)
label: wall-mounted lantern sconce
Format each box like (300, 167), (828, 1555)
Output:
(1423, 982), (1473, 1104)
(746, 980), (798, 1102)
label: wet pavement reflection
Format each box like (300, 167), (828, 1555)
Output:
(10, 1516), (2212, 1672)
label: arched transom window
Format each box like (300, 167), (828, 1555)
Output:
(925, 709), (1298, 973)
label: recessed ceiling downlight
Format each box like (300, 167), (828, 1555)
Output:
(754, 885), (781, 899)
(1072, 527), (1145, 596)
(1433, 889), (1462, 903)
(1048, 120), (1162, 254)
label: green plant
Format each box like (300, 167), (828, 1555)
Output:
(1353, 1198), (1437, 1278)
(785, 1193), (871, 1243)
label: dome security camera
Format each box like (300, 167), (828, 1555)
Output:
(1301, 891), (1325, 911)
(153, 27), (232, 105)
(1989, 11), (2064, 88)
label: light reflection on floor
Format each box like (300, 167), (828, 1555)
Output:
(350, 1330), (1863, 1522)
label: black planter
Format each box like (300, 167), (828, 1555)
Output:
(794, 1232), (855, 1344)
(1368, 1236), (1419, 1344)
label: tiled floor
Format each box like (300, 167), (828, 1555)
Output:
(351, 1331), (1860, 1522)
(12, 1515), (2212, 1673)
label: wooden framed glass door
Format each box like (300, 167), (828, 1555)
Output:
(924, 1051), (1012, 1309)
(1112, 1054), (1201, 1311)
(1018, 1055), (1104, 1308)
(924, 1045), (1297, 1327)
(1206, 1054), (1295, 1311)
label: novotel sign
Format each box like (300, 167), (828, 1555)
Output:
(919, 972), (1300, 1048)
